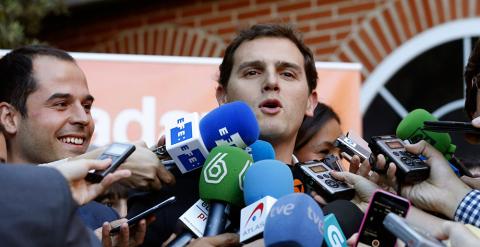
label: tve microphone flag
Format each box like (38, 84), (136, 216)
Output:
(165, 101), (259, 173)
(264, 193), (324, 247)
(245, 140), (276, 162)
(199, 145), (253, 236)
(240, 160), (294, 243)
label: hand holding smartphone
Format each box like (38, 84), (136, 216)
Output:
(85, 143), (136, 183)
(355, 190), (410, 247)
(110, 196), (176, 235)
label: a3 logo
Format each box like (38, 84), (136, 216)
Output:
(245, 202), (264, 227)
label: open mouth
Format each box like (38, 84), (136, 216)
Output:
(259, 99), (282, 114)
(58, 136), (85, 145)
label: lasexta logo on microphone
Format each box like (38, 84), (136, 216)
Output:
(203, 152), (228, 184)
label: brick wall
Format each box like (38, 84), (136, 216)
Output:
(43, 0), (480, 77)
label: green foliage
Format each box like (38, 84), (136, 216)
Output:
(0, 0), (67, 48)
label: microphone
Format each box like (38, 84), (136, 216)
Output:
(323, 214), (347, 247)
(396, 109), (456, 159)
(322, 200), (364, 247)
(168, 145), (251, 245)
(240, 160), (294, 243)
(199, 145), (253, 236)
(396, 109), (472, 176)
(160, 101), (259, 174)
(264, 193), (324, 247)
(243, 160), (293, 205)
(200, 101), (259, 150)
(167, 198), (224, 247)
(245, 140), (276, 162)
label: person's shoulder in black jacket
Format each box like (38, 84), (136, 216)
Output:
(0, 164), (100, 247)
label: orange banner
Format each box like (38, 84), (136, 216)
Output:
(73, 53), (362, 147)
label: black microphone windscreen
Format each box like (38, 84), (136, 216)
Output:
(322, 199), (364, 238)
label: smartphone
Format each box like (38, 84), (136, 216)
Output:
(369, 135), (430, 183)
(355, 190), (411, 247)
(423, 121), (480, 134)
(383, 213), (445, 247)
(110, 196), (176, 235)
(85, 143), (136, 183)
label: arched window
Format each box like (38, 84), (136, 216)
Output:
(361, 19), (480, 158)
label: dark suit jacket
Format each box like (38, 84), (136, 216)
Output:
(0, 164), (101, 247)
